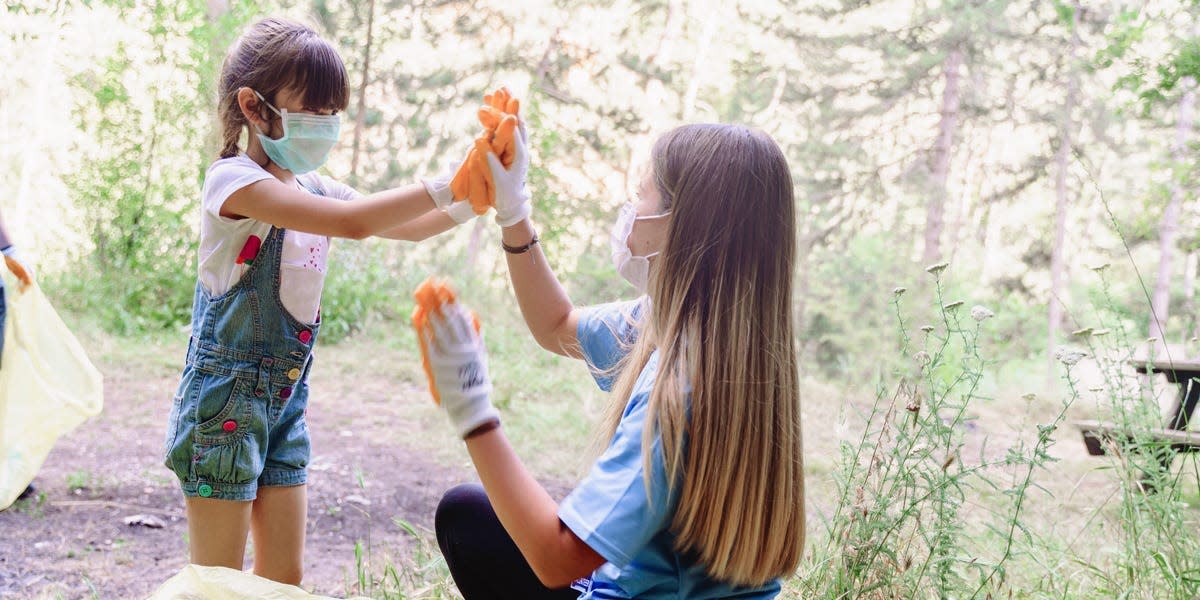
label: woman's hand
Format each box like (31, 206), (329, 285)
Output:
(414, 281), (501, 439)
(487, 123), (531, 227)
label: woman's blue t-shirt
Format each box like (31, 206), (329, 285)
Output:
(557, 301), (781, 599)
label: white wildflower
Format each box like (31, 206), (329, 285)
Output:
(914, 351), (931, 364)
(1055, 348), (1087, 366)
(925, 262), (950, 275)
(1071, 327), (1093, 337)
(943, 300), (964, 312)
(920, 325), (935, 333)
(970, 305), (994, 322)
(1089, 263), (1111, 272)
(1092, 329), (1111, 337)
(893, 287), (907, 296)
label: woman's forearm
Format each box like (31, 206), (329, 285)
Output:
(501, 219), (581, 358)
(465, 428), (605, 588)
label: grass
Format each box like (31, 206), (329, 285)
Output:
(323, 266), (1025, 598)
(65, 469), (91, 493)
(44, 255), (1200, 598)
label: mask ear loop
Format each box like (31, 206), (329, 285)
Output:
(249, 89), (286, 138)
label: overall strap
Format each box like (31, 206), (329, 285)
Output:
(246, 225), (286, 292)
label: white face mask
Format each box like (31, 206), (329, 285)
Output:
(610, 201), (670, 293)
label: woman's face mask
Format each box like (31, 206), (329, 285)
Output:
(253, 90), (340, 175)
(610, 201), (671, 293)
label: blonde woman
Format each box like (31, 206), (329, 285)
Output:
(421, 123), (805, 598)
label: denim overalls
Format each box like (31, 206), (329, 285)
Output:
(164, 223), (320, 501)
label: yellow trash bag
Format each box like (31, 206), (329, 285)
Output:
(0, 271), (103, 509)
(148, 565), (368, 600)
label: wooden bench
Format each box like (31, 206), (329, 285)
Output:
(1073, 358), (1200, 487)
(1075, 419), (1200, 456)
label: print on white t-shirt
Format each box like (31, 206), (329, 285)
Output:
(197, 155), (361, 324)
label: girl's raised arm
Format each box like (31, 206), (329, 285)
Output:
(222, 179), (437, 240)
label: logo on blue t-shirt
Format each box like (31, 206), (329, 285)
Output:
(570, 577), (592, 593)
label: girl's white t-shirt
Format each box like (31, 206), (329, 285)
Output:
(198, 155), (362, 324)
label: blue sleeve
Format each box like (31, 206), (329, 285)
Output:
(557, 386), (675, 569)
(576, 300), (643, 392)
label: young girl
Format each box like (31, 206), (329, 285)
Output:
(161, 17), (504, 584)
(421, 123), (806, 598)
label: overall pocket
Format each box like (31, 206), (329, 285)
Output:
(194, 372), (254, 446)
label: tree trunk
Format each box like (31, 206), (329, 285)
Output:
(651, 0), (684, 67)
(350, 0), (376, 179)
(793, 228), (815, 376)
(1184, 250), (1198, 357)
(923, 46), (962, 265)
(1049, 3), (1079, 365)
(1149, 74), (1195, 356)
(681, 0), (723, 120)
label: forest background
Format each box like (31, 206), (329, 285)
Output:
(6, 0), (1200, 598)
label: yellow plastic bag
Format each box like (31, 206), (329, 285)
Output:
(148, 565), (368, 600)
(0, 272), (103, 509)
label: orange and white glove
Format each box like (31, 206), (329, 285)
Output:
(449, 87), (525, 219)
(2, 246), (31, 291)
(412, 278), (499, 439)
(421, 159), (477, 224)
(485, 122), (531, 227)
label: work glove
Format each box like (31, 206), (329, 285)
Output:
(413, 277), (500, 439)
(422, 159), (463, 210)
(2, 246), (31, 292)
(423, 158), (477, 224)
(444, 200), (477, 224)
(449, 87), (525, 219)
(486, 123), (531, 227)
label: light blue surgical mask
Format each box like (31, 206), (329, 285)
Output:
(253, 90), (340, 175)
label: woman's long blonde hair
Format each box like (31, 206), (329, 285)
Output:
(598, 124), (804, 586)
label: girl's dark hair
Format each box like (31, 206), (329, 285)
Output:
(216, 17), (349, 158)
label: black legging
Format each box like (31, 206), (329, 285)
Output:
(435, 483), (583, 600)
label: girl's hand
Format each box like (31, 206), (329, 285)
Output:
(486, 123), (531, 227)
(422, 159), (463, 210)
(421, 157), (476, 224)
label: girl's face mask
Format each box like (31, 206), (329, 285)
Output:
(610, 201), (671, 293)
(253, 90), (340, 175)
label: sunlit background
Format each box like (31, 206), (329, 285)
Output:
(5, 0), (1200, 597)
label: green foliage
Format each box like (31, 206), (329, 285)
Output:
(799, 266), (1071, 598)
(1062, 269), (1200, 598)
(11, 2), (1200, 593)
(56, 0), (263, 332)
(319, 240), (422, 341)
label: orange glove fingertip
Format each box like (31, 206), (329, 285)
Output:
(473, 138), (497, 210)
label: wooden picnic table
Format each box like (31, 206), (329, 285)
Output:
(1075, 358), (1200, 487)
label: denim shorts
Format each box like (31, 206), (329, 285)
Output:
(163, 360), (311, 501)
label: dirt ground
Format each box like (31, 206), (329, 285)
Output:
(0, 323), (1164, 599)
(0, 335), (568, 600)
